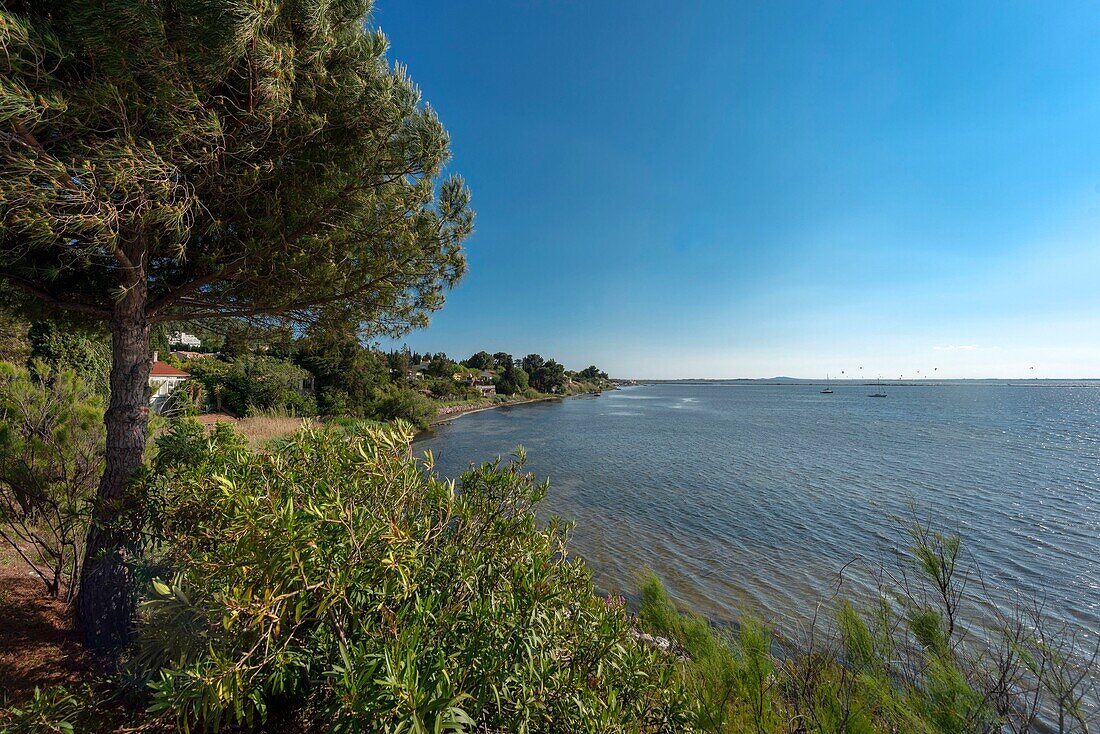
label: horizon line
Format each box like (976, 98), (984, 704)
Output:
(616, 376), (1100, 382)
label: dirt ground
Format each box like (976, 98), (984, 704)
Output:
(0, 545), (96, 703)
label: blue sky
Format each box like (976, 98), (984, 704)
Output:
(375, 1), (1100, 379)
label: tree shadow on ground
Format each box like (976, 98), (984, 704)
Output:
(0, 550), (94, 702)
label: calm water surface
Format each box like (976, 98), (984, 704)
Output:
(416, 383), (1100, 644)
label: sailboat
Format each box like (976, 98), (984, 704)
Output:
(820, 374), (833, 394)
(868, 375), (887, 398)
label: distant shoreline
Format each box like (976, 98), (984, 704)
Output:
(423, 388), (613, 433)
(430, 394), (564, 426)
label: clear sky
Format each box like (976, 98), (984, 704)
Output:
(374, 1), (1100, 379)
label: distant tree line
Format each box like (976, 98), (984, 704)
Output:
(0, 313), (612, 430)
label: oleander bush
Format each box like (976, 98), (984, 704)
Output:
(130, 422), (692, 732)
(0, 685), (98, 734)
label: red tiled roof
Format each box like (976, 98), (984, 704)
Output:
(150, 361), (190, 377)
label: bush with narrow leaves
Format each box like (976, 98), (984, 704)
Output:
(0, 685), (103, 734)
(131, 422), (692, 732)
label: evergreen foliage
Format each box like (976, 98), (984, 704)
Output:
(462, 351), (494, 370)
(0, 0), (472, 330)
(132, 422), (692, 732)
(1, 411), (1095, 732)
(0, 304), (29, 365)
(495, 364), (529, 396)
(0, 0), (473, 648)
(296, 332), (390, 416)
(366, 384), (436, 427)
(185, 354), (314, 417)
(637, 524), (1099, 733)
(530, 358), (566, 394)
(0, 362), (103, 599)
(26, 321), (110, 396)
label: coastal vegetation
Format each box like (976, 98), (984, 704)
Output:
(637, 539), (1098, 733)
(0, 1), (1095, 732)
(133, 422), (690, 732)
(1, 415), (1096, 732)
(0, 0), (473, 650)
(0, 0), (616, 654)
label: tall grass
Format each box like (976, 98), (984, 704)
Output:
(636, 522), (1099, 733)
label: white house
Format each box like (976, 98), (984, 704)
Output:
(149, 353), (191, 414)
(406, 363), (430, 380)
(452, 369), (497, 397)
(169, 331), (202, 349)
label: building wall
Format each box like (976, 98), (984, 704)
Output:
(150, 375), (189, 414)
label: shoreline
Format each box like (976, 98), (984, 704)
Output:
(430, 394), (564, 426)
(424, 387), (612, 433)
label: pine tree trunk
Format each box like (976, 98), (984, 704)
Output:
(76, 277), (150, 652)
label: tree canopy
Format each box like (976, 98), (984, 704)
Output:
(521, 353), (545, 376)
(0, 0), (471, 331)
(296, 331), (389, 415)
(463, 350), (494, 371)
(579, 365), (608, 380)
(530, 358), (567, 393)
(0, 0), (473, 650)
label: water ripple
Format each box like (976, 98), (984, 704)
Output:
(419, 384), (1100, 647)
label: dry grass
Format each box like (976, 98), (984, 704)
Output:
(233, 416), (316, 447)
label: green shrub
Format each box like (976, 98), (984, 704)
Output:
(295, 336), (390, 416)
(26, 322), (110, 397)
(153, 420), (249, 475)
(367, 385), (436, 428)
(317, 386), (352, 416)
(495, 365), (529, 396)
(0, 362), (103, 599)
(160, 379), (205, 417)
(638, 577), (783, 732)
(0, 685), (101, 734)
(132, 424), (692, 732)
(0, 311), (30, 365)
(187, 356), (315, 417)
(423, 376), (479, 401)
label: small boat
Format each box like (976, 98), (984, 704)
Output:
(820, 374), (833, 394)
(868, 375), (886, 398)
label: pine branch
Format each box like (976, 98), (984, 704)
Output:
(0, 269), (111, 317)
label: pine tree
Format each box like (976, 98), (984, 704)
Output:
(0, 0), (472, 651)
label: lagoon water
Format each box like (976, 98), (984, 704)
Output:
(416, 382), (1100, 645)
